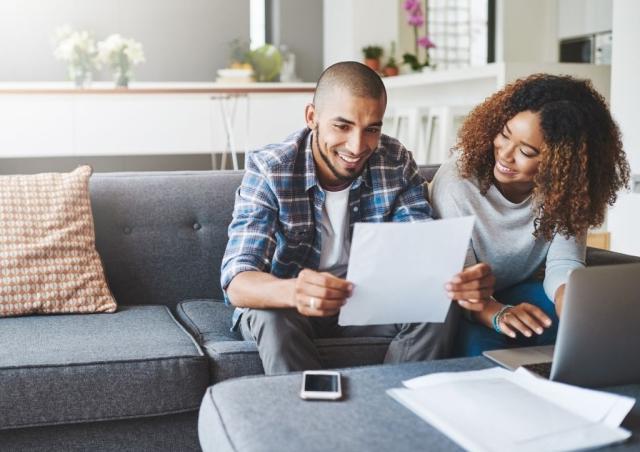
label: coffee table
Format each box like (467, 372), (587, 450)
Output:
(198, 357), (640, 452)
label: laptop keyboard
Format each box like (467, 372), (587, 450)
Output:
(522, 362), (552, 379)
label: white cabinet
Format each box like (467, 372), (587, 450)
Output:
(0, 96), (74, 157)
(74, 96), (215, 155)
(0, 84), (314, 159)
(245, 94), (310, 147)
(558, 0), (612, 39)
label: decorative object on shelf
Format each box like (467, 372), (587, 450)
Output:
(53, 26), (98, 88)
(402, 0), (436, 71)
(279, 45), (300, 83)
(216, 68), (254, 84)
(362, 45), (383, 72)
(248, 44), (282, 82)
(97, 34), (145, 88)
(382, 41), (399, 77)
(228, 38), (253, 71)
(216, 39), (254, 83)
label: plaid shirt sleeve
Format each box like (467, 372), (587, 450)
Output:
(220, 152), (279, 296)
(389, 142), (433, 222)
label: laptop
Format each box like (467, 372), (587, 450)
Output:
(483, 263), (640, 388)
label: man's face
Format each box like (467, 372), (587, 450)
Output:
(305, 88), (385, 188)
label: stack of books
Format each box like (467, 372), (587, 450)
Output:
(216, 68), (254, 84)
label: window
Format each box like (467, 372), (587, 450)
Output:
(427, 0), (489, 68)
(250, 0), (266, 49)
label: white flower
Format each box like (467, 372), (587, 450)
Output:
(97, 34), (145, 70)
(52, 25), (97, 67)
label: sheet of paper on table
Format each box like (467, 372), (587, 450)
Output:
(338, 216), (474, 326)
(387, 367), (635, 452)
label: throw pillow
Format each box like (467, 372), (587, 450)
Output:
(0, 165), (117, 317)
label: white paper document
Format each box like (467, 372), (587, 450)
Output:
(338, 216), (474, 326)
(387, 367), (635, 452)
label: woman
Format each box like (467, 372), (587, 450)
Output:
(430, 74), (630, 356)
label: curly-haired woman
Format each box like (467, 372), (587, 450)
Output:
(430, 74), (630, 356)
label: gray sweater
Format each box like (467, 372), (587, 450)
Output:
(429, 159), (586, 302)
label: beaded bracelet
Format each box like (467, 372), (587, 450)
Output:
(492, 304), (514, 334)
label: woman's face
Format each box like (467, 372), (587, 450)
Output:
(492, 110), (545, 203)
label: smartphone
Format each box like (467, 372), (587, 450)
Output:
(299, 370), (342, 400)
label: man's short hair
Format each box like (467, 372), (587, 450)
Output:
(313, 61), (387, 110)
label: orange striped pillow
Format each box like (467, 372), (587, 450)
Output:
(0, 166), (117, 317)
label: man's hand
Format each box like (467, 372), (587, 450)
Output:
(445, 263), (495, 312)
(293, 269), (353, 317)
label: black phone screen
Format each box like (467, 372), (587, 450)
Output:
(304, 374), (339, 392)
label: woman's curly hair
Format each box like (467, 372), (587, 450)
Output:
(456, 73), (630, 241)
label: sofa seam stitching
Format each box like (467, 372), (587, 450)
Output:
(0, 355), (207, 371)
(210, 388), (239, 452)
(166, 305), (206, 357)
(0, 405), (201, 431)
(176, 302), (205, 344)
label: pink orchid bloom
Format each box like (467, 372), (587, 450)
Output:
(417, 36), (436, 49)
(403, 0), (420, 11)
(408, 14), (425, 27)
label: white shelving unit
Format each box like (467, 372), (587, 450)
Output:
(0, 82), (314, 160)
(383, 62), (611, 164)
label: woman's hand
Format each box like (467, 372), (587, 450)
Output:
(446, 263), (495, 312)
(495, 303), (552, 338)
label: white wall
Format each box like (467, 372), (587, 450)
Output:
(610, 0), (640, 175)
(323, 0), (398, 68)
(0, 0), (250, 82)
(271, 0), (324, 82)
(607, 0), (640, 255)
(496, 0), (558, 63)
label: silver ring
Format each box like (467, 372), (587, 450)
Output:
(309, 297), (317, 309)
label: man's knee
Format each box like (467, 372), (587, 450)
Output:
(242, 308), (313, 344)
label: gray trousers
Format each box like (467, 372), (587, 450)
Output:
(240, 305), (460, 375)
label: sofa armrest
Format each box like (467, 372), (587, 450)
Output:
(586, 246), (640, 267)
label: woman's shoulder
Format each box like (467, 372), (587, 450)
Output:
(432, 157), (479, 197)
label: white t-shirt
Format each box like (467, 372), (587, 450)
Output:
(318, 185), (351, 278)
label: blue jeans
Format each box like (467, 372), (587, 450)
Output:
(453, 281), (559, 357)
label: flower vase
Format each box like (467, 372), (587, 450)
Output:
(70, 66), (92, 89)
(114, 67), (131, 88)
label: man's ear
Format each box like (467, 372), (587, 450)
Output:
(304, 103), (316, 129)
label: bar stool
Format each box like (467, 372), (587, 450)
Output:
(211, 94), (250, 170)
(388, 105), (471, 165)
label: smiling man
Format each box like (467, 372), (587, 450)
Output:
(221, 61), (495, 374)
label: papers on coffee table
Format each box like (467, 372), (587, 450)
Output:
(338, 216), (474, 326)
(388, 367), (635, 452)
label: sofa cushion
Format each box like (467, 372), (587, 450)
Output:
(0, 305), (209, 430)
(176, 300), (391, 382)
(90, 170), (243, 308)
(0, 166), (116, 317)
(586, 247), (640, 266)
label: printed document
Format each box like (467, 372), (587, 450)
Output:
(388, 367), (635, 452)
(338, 216), (474, 326)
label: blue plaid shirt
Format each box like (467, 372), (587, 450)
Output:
(221, 128), (433, 326)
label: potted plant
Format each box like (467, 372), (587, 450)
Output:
(53, 26), (98, 88)
(97, 34), (145, 88)
(362, 45), (383, 72)
(382, 41), (399, 77)
(401, 0), (436, 72)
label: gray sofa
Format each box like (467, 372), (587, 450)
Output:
(2, 165), (639, 451)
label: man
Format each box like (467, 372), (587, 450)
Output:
(221, 61), (494, 375)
